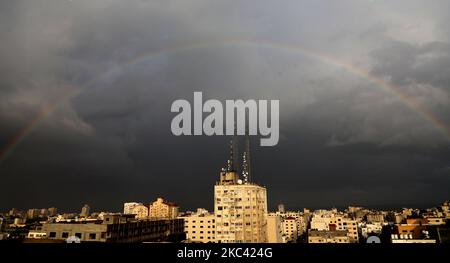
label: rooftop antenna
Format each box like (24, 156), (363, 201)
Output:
(242, 111), (252, 183)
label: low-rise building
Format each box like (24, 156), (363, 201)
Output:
(39, 214), (184, 243)
(180, 209), (216, 243)
(308, 230), (350, 243)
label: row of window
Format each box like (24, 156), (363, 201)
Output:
(217, 205), (263, 210)
(216, 213), (258, 218)
(190, 236), (214, 240)
(187, 230), (215, 234)
(48, 231), (105, 240)
(186, 220), (215, 223)
(185, 225), (215, 228)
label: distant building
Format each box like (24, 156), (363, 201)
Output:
(266, 213), (283, 243)
(9, 208), (19, 216)
(281, 216), (298, 242)
(310, 213), (359, 243)
(131, 204), (149, 219)
(149, 198), (179, 219)
(308, 230), (350, 243)
(393, 218), (435, 240)
(123, 202), (143, 214)
(80, 204), (90, 217)
(366, 213), (384, 223)
(425, 217), (446, 226)
(180, 209), (216, 243)
(48, 207), (58, 217)
(359, 222), (384, 239)
(27, 209), (40, 219)
(0, 218), (5, 232)
(278, 211), (307, 236)
(13, 218), (25, 226)
(39, 214), (184, 243)
(277, 204), (285, 213)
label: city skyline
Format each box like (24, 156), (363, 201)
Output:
(1, 0), (450, 212)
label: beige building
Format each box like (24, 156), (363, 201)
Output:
(266, 213), (283, 243)
(276, 211), (307, 242)
(332, 216), (359, 243)
(214, 170), (268, 243)
(308, 230), (350, 243)
(180, 209), (216, 243)
(310, 213), (359, 243)
(132, 204), (149, 219)
(281, 217), (298, 242)
(149, 197), (179, 219)
(123, 202), (143, 214)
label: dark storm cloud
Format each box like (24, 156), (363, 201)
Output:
(371, 41), (450, 88)
(0, 0), (449, 212)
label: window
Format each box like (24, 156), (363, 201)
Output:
(101, 232), (106, 239)
(75, 233), (82, 238)
(49, 232), (56, 238)
(62, 232), (69, 238)
(89, 233), (96, 240)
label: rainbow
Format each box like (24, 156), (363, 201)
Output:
(1, 39), (449, 164)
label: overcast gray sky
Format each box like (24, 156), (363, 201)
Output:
(0, 0), (449, 212)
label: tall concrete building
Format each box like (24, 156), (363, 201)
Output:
(214, 138), (268, 243)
